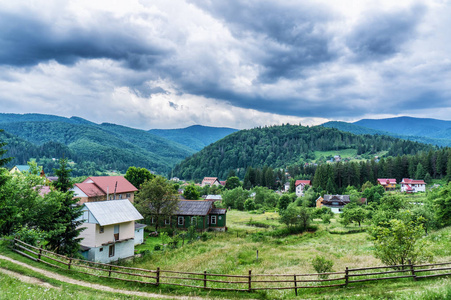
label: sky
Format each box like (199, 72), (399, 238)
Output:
(1, 0), (450, 130)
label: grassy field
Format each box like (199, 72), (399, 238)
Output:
(1, 210), (451, 299)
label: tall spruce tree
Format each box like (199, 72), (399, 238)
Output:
(46, 158), (83, 256)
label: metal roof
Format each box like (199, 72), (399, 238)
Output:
(205, 195), (222, 201)
(176, 200), (212, 216)
(84, 200), (143, 226)
(210, 208), (227, 214)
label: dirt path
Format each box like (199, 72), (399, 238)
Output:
(0, 254), (208, 299)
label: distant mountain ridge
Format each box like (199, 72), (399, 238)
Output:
(149, 125), (238, 151)
(0, 113), (237, 175)
(322, 116), (451, 147)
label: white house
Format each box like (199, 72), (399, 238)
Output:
(401, 178), (426, 193)
(201, 177), (221, 187)
(77, 199), (143, 263)
(134, 223), (147, 245)
(295, 180), (311, 196)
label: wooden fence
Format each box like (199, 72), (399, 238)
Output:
(10, 239), (451, 295)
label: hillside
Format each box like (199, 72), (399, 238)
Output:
(171, 124), (434, 180)
(0, 113), (196, 175)
(355, 116), (451, 137)
(322, 121), (451, 147)
(149, 125), (238, 151)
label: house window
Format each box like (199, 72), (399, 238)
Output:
(165, 218), (171, 225)
(119, 194), (123, 199)
(191, 217), (197, 225)
(109, 195), (113, 200)
(211, 215), (217, 225)
(99, 226), (104, 234)
(126, 193), (131, 198)
(178, 216), (184, 226)
(109, 245), (115, 257)
(114, 225), (120, 240)
(99, 247), (103, 252)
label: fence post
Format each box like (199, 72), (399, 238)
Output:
(68, 258), (72, 270)
(345, 267), (349, 286)
(38, 245), (43, 261)
(248, 270), (252, 292)
(204, 271), (207, 289)
(109, 266), (112, 277)
(408, 260), (417, 281)
(156, 267), (160, 286)
(294, 275), (298, 296)
(13, 239), (16, 250)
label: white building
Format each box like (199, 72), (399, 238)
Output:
(295, 180), (311, 196)
(401, 178), (426, 193)
(77, 199), (143, 263)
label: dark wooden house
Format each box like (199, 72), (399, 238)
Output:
(152, 200), (227, 231)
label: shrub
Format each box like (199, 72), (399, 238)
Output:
(312, 256), (334, 279)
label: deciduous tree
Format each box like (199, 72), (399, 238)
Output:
(135, 176), (179, 232)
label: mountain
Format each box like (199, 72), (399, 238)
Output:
(354, 116), (451, 137)
(149, 125), (238, 152)
(322, 117), (451, 147)
(171, 124), (434, 180)
(0, 113), (196, 175)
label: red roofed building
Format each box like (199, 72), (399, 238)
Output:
(72, 176), (138, 205)
(401, 178), (426, 193)
(295, 180), (311, 196)
(377, 178), (397, 191)
(201, 177), (221, 187)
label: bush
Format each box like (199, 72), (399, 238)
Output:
(312, 256), (334, 279)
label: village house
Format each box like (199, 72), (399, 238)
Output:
(377, 178), (397, 191)
(401, 178), (426, 193)
(10, 165), (47, 178)
(71, 176), (138, 205)
(77, 199), (143, 263)
(295, 180), (311, 196)
(316, 194), (350, 213)
(201, 177), (221, 187)
(151, 200), (227, 231)
(204, 194), (222, 202)
(284, 182), (291, 192)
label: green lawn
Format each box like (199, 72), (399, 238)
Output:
(2, 210), (451, 299)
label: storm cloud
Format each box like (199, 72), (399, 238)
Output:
(0, 0), (450, 129)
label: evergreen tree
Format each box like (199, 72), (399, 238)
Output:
(415, 162), (426, 180)
(45, 159), (84, 256)
(53, 158), (73, 192)
(0, 129), (13, 169)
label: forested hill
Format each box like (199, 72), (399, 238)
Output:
(149, 125), (238, 152)
(0, 113), (195, 175)
(171, 124), (435, 180)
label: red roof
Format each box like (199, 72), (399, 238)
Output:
(75, 182), (105, 198)
(377, 178), (397, 186)
(83, 176), (138, 194)
(295, 180), (311, 187)
(402, 178), (426, 185)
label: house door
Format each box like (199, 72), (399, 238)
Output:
(114, 225), (120, 240)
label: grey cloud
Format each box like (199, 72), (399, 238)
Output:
(346, 5), (427, 61)
(0, 11), (172, 68)
(190, 0), (337, 81)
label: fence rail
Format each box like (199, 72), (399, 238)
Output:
(10, 239), (451, 295)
